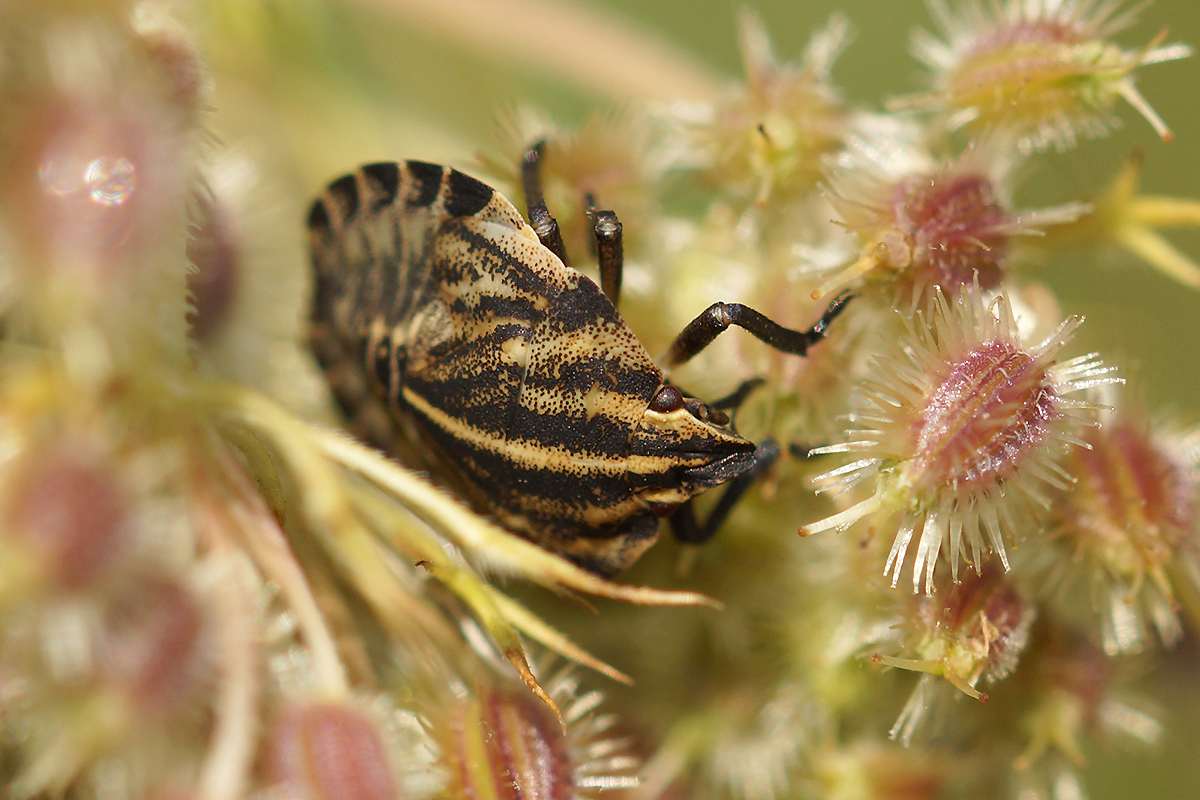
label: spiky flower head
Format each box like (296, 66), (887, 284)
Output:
(879, 566), (1035, 744)
(813, 139), (1086, 305)
(1045, 410), (1200, 654)
(903, 0), (1192, 151)
(427, 665), (638, 799)
(634, 682), (824, 800)
(262, 700), (407, 800)
(802, 285), (1121, 594)
(0, 4), (199, 364)
(675, 10), (849, 204)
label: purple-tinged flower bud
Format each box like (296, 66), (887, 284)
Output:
(898, 0), (1191, 151)
(265, 701), (401, 800)
(0, 15), (196, 357)
(879, 565), (1035, 744)
(4, 442), (127, 591)
(4, 95), (176, 275)
(1048, 412), (1199, 654)
(816, 144), (1086, 305)
(441, 687), (574, 799)
(802, 286), (1120, 594)
(186, 193), (241, 343)
(102, 575), (207, 717)
(132, 13), (210, 118)
(431, 669), (638, 799)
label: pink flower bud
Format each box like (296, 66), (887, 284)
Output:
(186, 193), (241, 342)
(902, 0), (1190, 150)
(5, 443), (127, 590)
(430, 670), (638, 800)
(817, 145), (1087, 304)
(103, 576), (206, 716)
(1051, 413), (1199, 653)
(803, 286), (1120, 593)
(266, 702), (400, 800)
(441, 687), (574, 800)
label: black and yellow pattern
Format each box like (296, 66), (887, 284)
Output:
(307, 162), (755, 574)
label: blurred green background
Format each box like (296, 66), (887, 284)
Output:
(206, 0), (1200, 413)
(201, 1), (1200, 796)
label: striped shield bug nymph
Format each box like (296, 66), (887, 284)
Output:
(306, 141), (850, 575)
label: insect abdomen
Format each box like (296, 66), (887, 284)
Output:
(306, 161), (515, 446)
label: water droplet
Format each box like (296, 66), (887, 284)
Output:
(85, 156), (136, 206)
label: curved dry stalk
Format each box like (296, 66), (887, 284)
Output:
(349, 479), (630, 686)
(209, 448), (349, 696)
(486, 588), (633, 686)
(199, 553), (259, 800)
(208, 386), (568, 713)
(415, 557), (562, 726)
(210, 390), (459, 650)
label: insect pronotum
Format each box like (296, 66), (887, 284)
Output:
(306, 142), (850, 575)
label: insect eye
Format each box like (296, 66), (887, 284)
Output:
(649, 385), (684, 413)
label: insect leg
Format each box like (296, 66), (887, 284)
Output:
(694, 377), (764, 427)
(670, 439), (780, 544)
(584, 197), (624, 307)
(663, 292), (852, 368)
(709, 377), (765, 411)
(521, 140), (570, 265)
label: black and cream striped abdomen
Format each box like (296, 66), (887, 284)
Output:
(307, 161), (670, 573)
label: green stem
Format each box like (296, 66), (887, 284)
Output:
(1132, 196), (1200, 228)
(1115, 224), (1200, 289)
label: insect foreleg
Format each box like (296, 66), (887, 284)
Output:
(663, 292), (853, 368)
(520, 139), (569, 265)
(669, 439), (780, 544)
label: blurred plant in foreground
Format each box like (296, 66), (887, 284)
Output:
(0, 1), (1197, 799)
